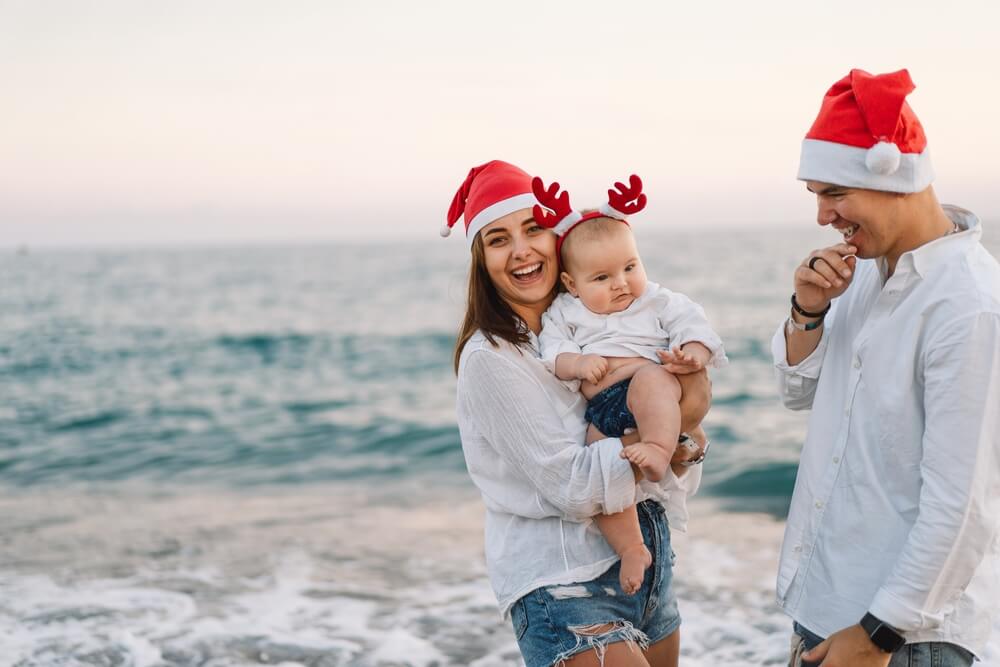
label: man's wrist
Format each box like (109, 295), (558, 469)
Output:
(786, 310), (825, 334)
(791, 293), (831, 318)
(859, 612), (905, 653)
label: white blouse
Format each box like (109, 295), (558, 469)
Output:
(456, 330), (701, 618)
(538, 281), (728, 372)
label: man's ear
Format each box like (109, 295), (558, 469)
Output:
(560, 271), (578, 296)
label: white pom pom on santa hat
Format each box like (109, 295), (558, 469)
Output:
(865, 140), (902, 175)
(440, 223), (452, 238)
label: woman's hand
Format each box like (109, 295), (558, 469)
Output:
(575, 354), (609, 384)
(794, 243), (857, 312)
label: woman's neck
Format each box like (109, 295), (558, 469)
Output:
(509, 299), (551, 335)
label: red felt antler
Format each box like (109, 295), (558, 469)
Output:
(607, 175), (646, 216)
(531, 177), (573, 229)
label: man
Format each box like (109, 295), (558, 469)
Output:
(773, 68), (1000, 667)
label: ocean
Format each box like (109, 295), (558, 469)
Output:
(2, 223), (998, 666)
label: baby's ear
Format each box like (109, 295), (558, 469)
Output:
(560, 271), (577, 296)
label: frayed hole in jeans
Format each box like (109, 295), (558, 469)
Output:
(554, 620), (650, 667)
(546, 585), (592, 600)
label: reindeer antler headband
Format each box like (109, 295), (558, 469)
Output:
(531, 174), (647, 256)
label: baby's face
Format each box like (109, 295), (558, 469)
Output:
(561, 228), (648, 314)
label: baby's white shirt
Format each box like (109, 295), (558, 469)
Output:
(538, 280), (727, 374)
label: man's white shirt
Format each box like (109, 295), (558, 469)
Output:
(772, 206), (1000, 656)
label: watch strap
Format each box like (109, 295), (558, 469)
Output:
(786, 312), (825, 332)
(860, 612), (905, 653)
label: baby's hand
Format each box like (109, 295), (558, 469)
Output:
(656, 343), (711, 375)
(575, 354), (609, 384)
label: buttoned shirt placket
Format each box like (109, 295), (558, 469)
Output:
(782, 260), (916, 611)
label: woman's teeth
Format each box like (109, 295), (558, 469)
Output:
(512, 263), (542, 279)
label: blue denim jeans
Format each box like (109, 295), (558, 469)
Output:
(584, 378), (636, 437)
(511, 500), (680, 667)
(792, 622), (975, 667)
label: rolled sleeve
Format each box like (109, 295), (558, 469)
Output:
(868, 313), (1000, 632)
(639, 463), (702, 533)
(461, 348), (637, 522)
(771, 317), (830, 411)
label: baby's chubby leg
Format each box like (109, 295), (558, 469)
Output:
(621, 365), (681, 482)
(593, 507), (651, 595)
(677, 369), (712, 434)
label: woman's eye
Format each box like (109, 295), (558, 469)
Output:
(489, 237), (506, 247)
(595, 275), (607, 281)
(528, 224), (543, 233)
(625, 264), (634, 271)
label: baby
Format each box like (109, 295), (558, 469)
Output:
(535, 174), (726, 594)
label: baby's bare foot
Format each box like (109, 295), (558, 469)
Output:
(619, 543), (652, 595)
(623, 442), (670, 482)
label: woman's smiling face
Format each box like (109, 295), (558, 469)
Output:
(479, 208), (559, 315)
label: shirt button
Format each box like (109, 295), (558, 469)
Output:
(832, 456), (840, 464)
(853, 358), (861, 369)
(815, 501), (824, 509)
(844, 407), (851, 417)
(794, 545), (802, 552)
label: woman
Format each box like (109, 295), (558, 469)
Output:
(443, 160), (707, 667)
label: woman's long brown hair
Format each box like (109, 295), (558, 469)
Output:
(453, 235), (534, 373)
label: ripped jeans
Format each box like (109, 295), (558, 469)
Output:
(510, 500), (680, 667)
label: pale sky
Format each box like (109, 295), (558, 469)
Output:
(2, 0), (998, 246)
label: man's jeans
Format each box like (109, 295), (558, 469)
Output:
(790, 622), (975, 667)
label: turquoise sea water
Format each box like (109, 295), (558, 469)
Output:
(2, 223), (998, 665)
(0, 226), (875, 503)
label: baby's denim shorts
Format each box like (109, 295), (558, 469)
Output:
(509, 500), (680, 667)
(584, 378), (636, 437)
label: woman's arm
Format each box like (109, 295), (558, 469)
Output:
(460, 347), (637, 521)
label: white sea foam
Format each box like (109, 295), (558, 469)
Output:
(1, 487), (997, 666)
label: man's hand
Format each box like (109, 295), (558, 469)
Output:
(794, 243), (858, 313)
(656, 343), (710, 374)
(802, 624), (891, 667)
(575, 354), (609, 384)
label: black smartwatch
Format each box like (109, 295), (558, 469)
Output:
(860, 613), (905, 653)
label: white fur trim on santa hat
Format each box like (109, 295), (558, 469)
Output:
(598, 203), (628, 221)
(798, 138), (934, 193)
(466, 193), (540, 247)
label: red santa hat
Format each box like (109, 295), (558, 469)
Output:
(798, 68), (934, 193)
(532, 174), (646, 257)
(443, 160), (540, 246)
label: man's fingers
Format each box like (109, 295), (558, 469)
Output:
(802, 637), (830, 663)
(802, 243), (856, 267)
(796, 265), (834, 289)
(815, 248), (854, 279)
(809, 256), (844, 287)
(804, 246), (855, 277)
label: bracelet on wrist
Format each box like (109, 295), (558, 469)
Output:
(786, 312), (825, 332)
(791, 293), (831, 319)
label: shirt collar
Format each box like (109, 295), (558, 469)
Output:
(877, 205), (981, 281)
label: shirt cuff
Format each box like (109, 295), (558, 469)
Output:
(868, 587), (924, 633)
(771, 320), (827, 377)
(593, 437), (638, 515)
(675, 330), (728, 369)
